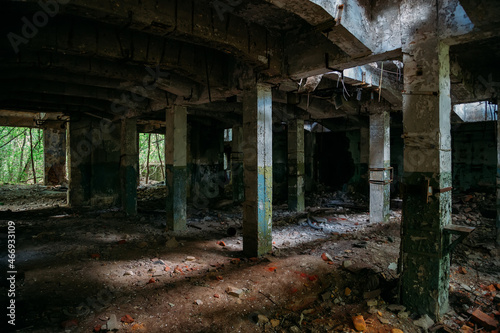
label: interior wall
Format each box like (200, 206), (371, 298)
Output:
(315, 132), (356, 191)
(189, 122), (226, 208)
(452, 121), (496, 191)
(273, 126), (288, 203)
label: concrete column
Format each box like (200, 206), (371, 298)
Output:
(89, 120), (121, 208)
(44, 127), (66, 185)
(305, 131), (316, 191)
(288, 119), (305, 211)
(242, 83), (273, 257)
(165, 106), (187, 231)
(121, 118), (138, 215)
(67, 117), (92, 207)
(400, 0), (452, 319)
(232, 124), (244, 203)
(67, 117), (119, 207)
(369, 110), (390, 223)
(497, 109), (500, 245)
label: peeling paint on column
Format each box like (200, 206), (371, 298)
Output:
(400, 0), (452, 320)
(369, 109), (390, 223)
(243, 83), (273, 257)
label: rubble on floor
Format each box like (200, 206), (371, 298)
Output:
(0, 186), (498, 332)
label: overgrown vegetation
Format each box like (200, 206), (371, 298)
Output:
(0, 129), (164, 185)
(0, 126), (44, 184)
(139, 133), (165, 183)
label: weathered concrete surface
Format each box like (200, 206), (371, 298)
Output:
(497, 110), (500, 245)
(166, 106), (187, 231)
(67, 117), (120, 208)
(369, 108), (390, 223)
(44, 128), (66, 186)
(400, 0), (453, 320)
(451, 121), (496, 191)
(232, 125), (245, 203)
(288, 119), (305, 212)
(336, 63), (403, 107)
(189, 122), (225, 207)
(67, 118), (91, 207)
(242, 83), (273, 257)
(120, 118), (138, 215)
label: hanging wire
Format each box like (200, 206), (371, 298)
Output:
(341, 73), (350, 101)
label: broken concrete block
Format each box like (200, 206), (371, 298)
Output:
(397, 311), (409, 319)
(387, 304), (406, 312)
(107, 314), (119, 331)
(257, 314), (269, 325)
(342, 260), (352, 268)
(352, 315), (366, 331)
(321, 291), (331, 301)
(413, 314), (434, 330)
(165, 237), (178, 248)
(226, 286), (243, 298)
(363, 289), (381, 299)
(471, 309), (498, 330)
(388, 262), (397, 270)
(366, 299), (377, 307)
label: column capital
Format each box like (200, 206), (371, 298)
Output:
(363, 100), (392, 115)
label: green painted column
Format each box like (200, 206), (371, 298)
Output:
(44, 127), (66, 186)
(166, 106), (187, 231)
(232, 124), (245, 203)
(369, 109), (390, 223)
(400, 0), (452, 319)
(120, 118), (138, 215)
(288, 119), (305, 212)
(242, 83), (273, 257)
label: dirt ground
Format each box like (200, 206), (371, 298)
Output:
(0, 184), (499, 333)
